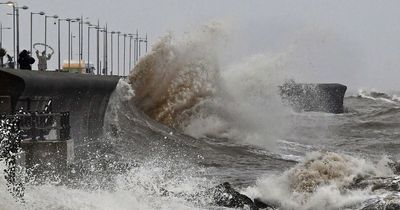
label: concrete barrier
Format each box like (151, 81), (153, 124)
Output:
(279, 82), (347, 114)
(0, 69), (120, 142)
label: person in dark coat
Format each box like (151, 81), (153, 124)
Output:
(18, 50), (35, 70)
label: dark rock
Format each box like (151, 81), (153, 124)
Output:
(347, 172), (400, 210)
(369, 91), (391, 100)
(362, 200), (400, 210)
(209, 182), (258, 210)
(279, 80), (347, 114)
(254, 198), (278, 209)
(348, 176), (400, 192)
(254, 198), (270, 208)
(348, 174), (372, 190)
(388, 162), (400, 175)
(159, 182), (261, 209)
(386, 203), (400, 210)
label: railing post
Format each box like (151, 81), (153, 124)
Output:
(30, 113), (36, 141)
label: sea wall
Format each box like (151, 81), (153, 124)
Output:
(0, 69), (120, 142)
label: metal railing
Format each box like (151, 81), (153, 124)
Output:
(1, 112), (70, 141)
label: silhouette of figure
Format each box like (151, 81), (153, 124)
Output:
(18, 50), (35, 70)
(0, 48), (6, 68)
(36, 50), (52, 71)
(6, 54), (14, 69)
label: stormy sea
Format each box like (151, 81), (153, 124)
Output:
(1, 23), (400, 210)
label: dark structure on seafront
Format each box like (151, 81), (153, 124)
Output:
(0, 69), (120, 185)
(0, 68), (120, 141)
(279, 81), (347, 114)
(0, 68), (120, 183)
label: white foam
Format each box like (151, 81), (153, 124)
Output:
(0, 159), (217, 210)
(244, 151), (395, 210)
(357, 89), (398, 104)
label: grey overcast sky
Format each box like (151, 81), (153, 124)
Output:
(1, 0), (400, 90)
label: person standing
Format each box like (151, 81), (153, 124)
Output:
(6, 54), (14, 69)
(36, 50), (51, 71)
(0, 48), (6, 68)
(18, 50), (35, 70)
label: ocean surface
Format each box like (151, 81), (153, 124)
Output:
(1, 24), (400, 209)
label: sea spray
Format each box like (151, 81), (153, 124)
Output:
(184, 53), (291, 147)
(18, 159), (215, 210)
(129, 22), (292, 148)
(357, 89), (400, 103)
(244, 151), (396, 210)
(104, 79), (136, 138)
(129, 22), (224, 128)
(0, 161), (23, 209)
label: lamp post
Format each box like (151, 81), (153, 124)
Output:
(78, 16), (87, 62)
(57, 18), (70, 70)
(14, 4), (29, 69)
(123, 33), (127, 76)
(0, 23), (11, 67)
(0, 1), (16, 68)
(134, 30), (138, 65)
(16, 5), (29, 69)
(71, 33), (76, 60)
(145, 33), (148, 53)
(99, 26), (108, 75)
(96, 21), (100, 75)
(78, 17), (81, 61)
(70, 19), (80, 59)
(66, 18), (80, 68)
(95, 23), (108, 75)
(30, 11), (45, 54)
(139, 39), (142, 58)
(44, 14), (58, 53)
(95, 23), (106, 75)
(104, 25), (108, 75)
(16, 4), (29, 69)
(138, 36), (148, 59)
(138, 38), (143, 58)
(86, 22), (96, 72)
(77, 20), (80, 61)
(1, 2), (28, 68)
(110, 31), (115, 75)
(116, 31), (121, 76)
(0, 23), (11, 50)
(66, 18), (71, 68)
(128, 34), (133, 70)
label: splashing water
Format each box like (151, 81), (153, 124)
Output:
(129, 22), (224, 128)
(184, 53), (291, 147)
(357, 89), (400, 104)
(129, 22), (292, 148)
(244, 152), (396, 210)
(3, 19), (399, 210)
(0, 160), (220, 210)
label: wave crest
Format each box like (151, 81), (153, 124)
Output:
(245, 152), (395, 209)
(357, 89), (400, 103)
(129, 23), (223, 127)
(128, 22), (291, 146)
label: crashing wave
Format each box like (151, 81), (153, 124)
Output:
(128, 23), (222, 128)
(128, 22), (291, 146)
(245, 151), (400, 210)
(357, 89), (400, 104)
